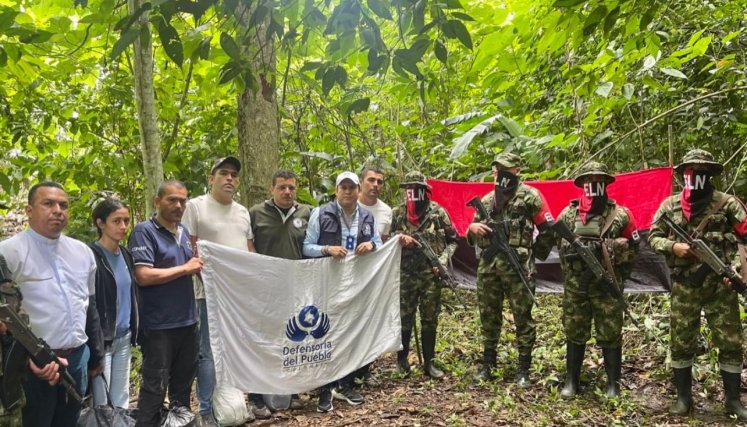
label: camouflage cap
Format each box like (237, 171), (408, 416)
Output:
(491, 152), (521, 168)
(573, 161), (616, 187)
(674, 149), (723, 175)
(399, 171), (431, 189)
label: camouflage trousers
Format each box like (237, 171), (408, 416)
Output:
(563, 272), (622, 348)
(476, 258), (535, 356)
(670, 278), (743, 373)
(400, 263), (442, 334)
(0, 407), (22, 426)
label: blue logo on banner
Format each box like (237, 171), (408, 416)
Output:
(286, 305), (330, 342)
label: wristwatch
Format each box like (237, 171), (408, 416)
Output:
(370, 241), (377, 251)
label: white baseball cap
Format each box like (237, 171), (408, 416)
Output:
(335, 171), (360, 186)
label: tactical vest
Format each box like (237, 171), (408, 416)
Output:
(558, 200), (619, 273)
(486, 185), (536, 250)
(316, 201), (375, 250)
(660, 191), (737, 275)
(396, 202), (449, 264)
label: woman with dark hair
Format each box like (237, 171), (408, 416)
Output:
(89, 198), (139, 408)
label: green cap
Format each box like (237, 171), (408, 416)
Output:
(573, 161), (615, 187)
(399, 171), (431, 189)
(675, 149), (723, 175)
(492, 152), (521, 168)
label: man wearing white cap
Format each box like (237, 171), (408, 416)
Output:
(303, 171), (383, 413)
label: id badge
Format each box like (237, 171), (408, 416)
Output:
(346, 235), (355, 250)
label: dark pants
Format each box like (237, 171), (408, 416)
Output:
(23, 344), (89, 427)
(136, 324), (198, 427)
(322, 371), (357, 391)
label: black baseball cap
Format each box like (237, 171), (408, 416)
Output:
(211, 156), (241, 174)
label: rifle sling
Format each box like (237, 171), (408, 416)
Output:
(692, 195), (732, 238)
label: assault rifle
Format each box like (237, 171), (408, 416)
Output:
(411, 232), (465, 306)
(551, 221), (640, 328)
(466, 196), (535, 302)
(0, 304), (84, 405)
(656, 213), (747, 296)
(411, 232), (457, 287)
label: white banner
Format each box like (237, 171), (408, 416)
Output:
(199, 237), (402, 394)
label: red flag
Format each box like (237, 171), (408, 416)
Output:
(428, 167), (673, 236)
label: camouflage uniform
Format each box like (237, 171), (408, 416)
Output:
(392, 171), (458, 378)
(556, 162), (639, 398)
(468, 153), (554, 386)
(0, 254), (24, 426)
(649, 149), (747, 418)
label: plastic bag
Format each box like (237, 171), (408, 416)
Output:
(160, 404), (196, 427)
(212, 385), (250, 426)
(263, 394), (291, 411)
(77, 405), (136, 427)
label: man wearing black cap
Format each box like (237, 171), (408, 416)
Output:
(182, 157), (259, 425)
(467, 152), (554, 387)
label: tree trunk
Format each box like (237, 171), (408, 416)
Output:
(236, 4), (279, 208)
(129, 0), (163, 216)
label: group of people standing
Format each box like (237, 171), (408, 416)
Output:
(0, 147), (746, 426)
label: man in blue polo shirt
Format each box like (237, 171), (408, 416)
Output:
(128, 180), (203, 426)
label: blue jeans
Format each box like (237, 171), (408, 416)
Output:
(92, 331), (132, 408)
(22, 344), (89, 427)
(196, 298), (215, 416)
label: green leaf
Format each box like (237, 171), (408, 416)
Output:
(642, 55), (656, 71)
(409, 37), (430, 59)
(322, 67), (336, 95)
(640, 6), (656, 31)
(367, 0), (392, 20)
(434, 39), (447, 65)
(300, 61), (323, 72)
(659, 67), (687, 79)
(220, 32), (240, 60)
(155, 17), (183, 66)
(553, 0), (586, 7)
(583, 5), (608, 36)
(334, 66), (347, 88)
(0, 9), (19, 32)
(445, 0), (463, 9)
(451, 12), (474, 21)
(622, 83), (634, 100)
(603, 6), (619, 34)
(0, 47), (6, 67)
(219, 61), (242, 84)
(442, 20), (472, 50)
(110, 26), (141, 60)
(114, 2), (151, 32)
(193, 37), (210, 60)
(595, 81), (613, 98)
(347, 97), (370, 115)
(497, 115), (522, 138)
(249, 5), (269, 27)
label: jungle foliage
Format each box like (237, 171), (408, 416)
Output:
(0, 0), (745, 235)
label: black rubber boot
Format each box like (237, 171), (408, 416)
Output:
(721, 370), (747, 421)
(560, 342), (585, 398)
(476, 348), (496, 381)
(602, 347), (622, 397)
(421, 327), (444, 379)
(516, 354), (532, 388)
(669, 367), (692, 415)
(397, 328), (411, 374)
